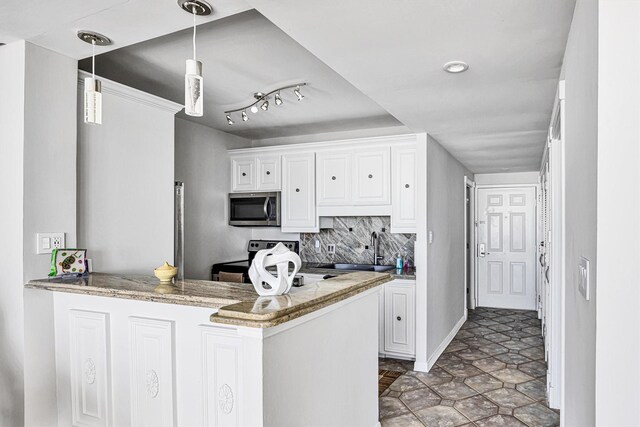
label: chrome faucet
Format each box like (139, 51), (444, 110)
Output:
(371, 231), (384, 265)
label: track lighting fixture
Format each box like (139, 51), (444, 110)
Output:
(223, 83), (307, 125)
(275, 91), (283, 106)
(78, 31), (111, 125)
(178, 0), (212, 117)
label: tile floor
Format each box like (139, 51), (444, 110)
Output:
(379, 307), (560, 427)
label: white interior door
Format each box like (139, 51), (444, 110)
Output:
(477, 187), (537, 310)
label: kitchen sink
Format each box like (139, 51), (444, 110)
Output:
(317, 263), (395, 272)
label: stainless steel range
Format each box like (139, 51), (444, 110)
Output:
(211, 240), (300, 284)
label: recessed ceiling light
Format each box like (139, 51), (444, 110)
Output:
(443, 61), (469, 74)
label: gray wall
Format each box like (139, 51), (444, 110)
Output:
(174, 118), (252, 280)
(426, 135), (473, 360)
(0, 41), (77, 426)
(560, 0), (598, 424)
(77, 76), (177, 274)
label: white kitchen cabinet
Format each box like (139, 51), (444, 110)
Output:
(352, 148), (390, 205)
(231, 155), (281, 192)
(391, 145), (417, 233)
(256, 155), (281, 191)
(231, 156), (257, 192)
(381, 280), (415, 358)
(316, 151), (351, 206)
(282, 153), (317, 232)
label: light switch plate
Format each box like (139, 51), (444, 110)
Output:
(428, 230), (434, 244)
(578, 256), (590, 300)
(36, 232), (65, 254)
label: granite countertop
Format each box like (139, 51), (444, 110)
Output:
(26, 271), (391, 328)
(299, 263), (416, 280)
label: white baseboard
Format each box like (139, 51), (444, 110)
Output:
(426, 314), (466, 370)
(413, 361), (428, 372)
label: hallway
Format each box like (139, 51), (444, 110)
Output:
(379, 308), (559, 426)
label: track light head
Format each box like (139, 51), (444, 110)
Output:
(226, 114), (234, 125)
(274, 92), (283, 106)
(250, 105), (259, 114)
(261, 100), (269, 111)
(242, 111), (249, 121)
(294, 85), (304, 101)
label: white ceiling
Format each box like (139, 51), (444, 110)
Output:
(79, 10), (405, 140)
(2, 0), (576, 172)
(245, 0), (576, 172)
(0, 0), (252, 59)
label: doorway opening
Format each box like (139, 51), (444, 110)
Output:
(475, 185), (539, 310)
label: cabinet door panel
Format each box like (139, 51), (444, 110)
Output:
(129, 317), (175, 427)
(69, 310), (112, 427)
(231, 157), (256, 192)
(316, 152), (351, 206)
(282, 153), (317, 232)
(391, 145), (417, 232)
(353, 148), (390, 205)
(256, 155), (281, 191)
(384, 283), (415, 356)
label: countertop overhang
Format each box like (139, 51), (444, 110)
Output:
(26, 271), (391, 328)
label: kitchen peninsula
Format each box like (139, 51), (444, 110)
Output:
(25, 272), (390, 427)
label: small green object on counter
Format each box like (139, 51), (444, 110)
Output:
(49, 248), (87, 277)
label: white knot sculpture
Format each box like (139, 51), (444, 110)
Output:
(248, 242), (302, 296)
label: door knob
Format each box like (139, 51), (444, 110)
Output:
(396, 316), (402, 321)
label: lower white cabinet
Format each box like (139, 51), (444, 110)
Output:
(379, 280), (416, 359)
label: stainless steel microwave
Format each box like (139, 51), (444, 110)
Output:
(228, 192), (281, 227)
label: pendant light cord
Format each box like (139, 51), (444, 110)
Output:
(192, 6), (197, 61)
(92, 38), (96, 79)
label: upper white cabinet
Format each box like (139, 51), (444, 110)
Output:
(316, 147), (390, 207)
(231, 155), (281, 192)
(282, 153), (317, 232)
(231, 156), (256, 192)
(391, 145), (417, 233)
(316, 151), (351, 206)
(353, 148), (390, 205)
(228, 135), (417, 232)
(256, 155), (281, 191)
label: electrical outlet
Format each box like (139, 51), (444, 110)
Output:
(327, 244), (336, 254)
(36, 232), (65, 254)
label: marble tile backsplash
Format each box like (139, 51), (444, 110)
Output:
(300, 217), (415, 266)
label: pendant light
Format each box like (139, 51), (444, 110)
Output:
(179, 0), (212, 117)
(77, 31), (111, 125)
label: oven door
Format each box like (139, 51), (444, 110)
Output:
(228, 192), (280, 226)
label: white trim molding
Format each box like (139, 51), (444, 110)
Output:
(78, 71), (182, 114)
(426, 314), (466, 370)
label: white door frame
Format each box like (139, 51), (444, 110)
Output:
(546, 81), (566, 411)
(464, 177), (476, 311)
(474, 184), (540, 310)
